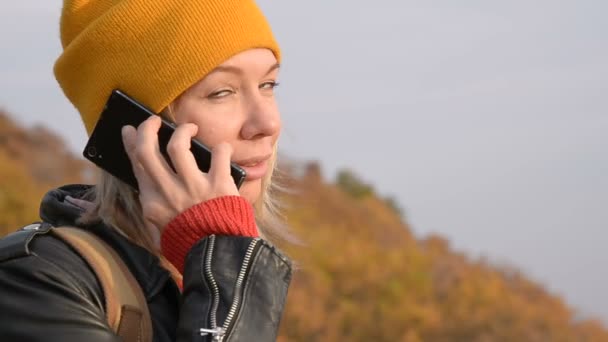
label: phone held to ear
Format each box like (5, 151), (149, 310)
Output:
(83, 89), (246, 191)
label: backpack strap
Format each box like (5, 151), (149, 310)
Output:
(52, 227), (153, 342)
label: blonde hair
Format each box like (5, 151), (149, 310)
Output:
(79, 103), (290, 254)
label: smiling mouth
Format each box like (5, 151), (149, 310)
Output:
(240, 160), (263, 167)
(233, 154), (272, 181)
(234, 154), (272, 167)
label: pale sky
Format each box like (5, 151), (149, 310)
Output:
(1, 1), (607, 322)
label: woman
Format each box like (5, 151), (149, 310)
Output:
(0, 1), (292, 341)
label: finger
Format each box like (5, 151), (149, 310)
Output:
(167, 123), (200, 179)
(65, 196), (95, 211)
(208, 142), (234, 184)
(122, 125), (137, 164)
(136, 116), (175, 182)
(122, 125), (145, 176)
(122, 125), (154, 188)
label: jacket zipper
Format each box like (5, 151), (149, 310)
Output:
(200, 235), (261, 342)
(221, 238), (261, 338)
(201, 235), (223, 341)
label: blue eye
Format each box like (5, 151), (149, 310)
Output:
(260, 81), (280, 90)
(209, 89), (234, 99)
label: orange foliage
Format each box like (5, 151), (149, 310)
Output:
(276, 164), (608, 341)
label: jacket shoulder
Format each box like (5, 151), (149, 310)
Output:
(0, 224), (117, 341)
(0, 222), (53, 262)
(0, 222), (103, 303)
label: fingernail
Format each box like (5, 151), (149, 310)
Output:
(122, 125), (133, 140)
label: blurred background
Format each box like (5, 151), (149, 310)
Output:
(1, 1), (607, 340)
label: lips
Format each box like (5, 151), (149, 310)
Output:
(234, 154), (272, 181)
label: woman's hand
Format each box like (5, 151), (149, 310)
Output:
(121, 116), (240, 232)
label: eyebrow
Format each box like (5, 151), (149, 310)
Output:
(210, 63), (281, 76)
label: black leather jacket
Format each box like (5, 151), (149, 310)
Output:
(0, 185), (292, 341)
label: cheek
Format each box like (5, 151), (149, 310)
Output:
(239, 179), (263, 203)
(177, 102), (242, 147)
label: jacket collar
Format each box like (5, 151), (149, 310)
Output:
(39, 184), (179, 299)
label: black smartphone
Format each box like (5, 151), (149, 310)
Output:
(83, 89), (246, 191)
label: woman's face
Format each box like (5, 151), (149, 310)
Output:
(173, 48), (281, 203)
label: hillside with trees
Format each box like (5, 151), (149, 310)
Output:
(0, 111), (92, 229)
(1, 111), (607, 341)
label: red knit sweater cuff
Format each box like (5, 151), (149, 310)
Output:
(160, 196), (258, 273)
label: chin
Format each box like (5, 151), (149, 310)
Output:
(239, 179), (262, 205)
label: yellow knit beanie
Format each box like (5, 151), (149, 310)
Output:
(54, 0), (281, 135)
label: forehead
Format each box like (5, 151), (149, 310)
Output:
(218, 48), (278, 69)
(179, 48), (279, 96)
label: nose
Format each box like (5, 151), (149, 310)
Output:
(240, 93), (281, 141)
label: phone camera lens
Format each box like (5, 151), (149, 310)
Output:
(86, 146), (97, 158)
